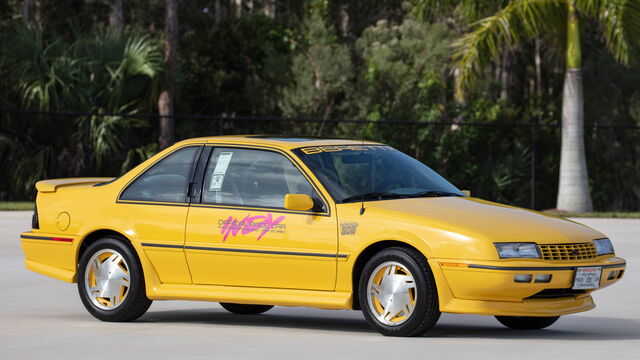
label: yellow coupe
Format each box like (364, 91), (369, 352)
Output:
(21, 136), (626, 336)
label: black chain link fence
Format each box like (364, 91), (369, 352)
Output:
(2, 108), (639, 211)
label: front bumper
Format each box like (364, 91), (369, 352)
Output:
(432, 256), (626, 316)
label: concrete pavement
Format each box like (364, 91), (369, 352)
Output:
(1, 211), (638, 359)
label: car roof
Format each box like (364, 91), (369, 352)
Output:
(177, 135), (383, 150)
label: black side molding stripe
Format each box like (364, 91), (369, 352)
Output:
(141, 242), (348, 258)
(141, 243), (183, 249)
(117, 201), (189, 207)
(20, 235), (52, 240)
(185, 245), (338, 258)
(468, 262), (626, 271)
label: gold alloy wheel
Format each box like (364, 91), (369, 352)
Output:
(366, 261), (417, 326)
(84, 249), (130, 310)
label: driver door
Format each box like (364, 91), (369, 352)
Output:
(184, 146), (338, 290)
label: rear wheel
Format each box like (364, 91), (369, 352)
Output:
(220, 303), (274, 315)
(495, 316), (560, 330)
(358, 247), (440, 337)
(77, 237), (152, 322)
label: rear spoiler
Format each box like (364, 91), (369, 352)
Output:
(35, 178), (116, 193)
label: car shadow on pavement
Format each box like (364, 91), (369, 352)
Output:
(139, 309), (640, 340)
(427, 315), (640, 340)
(140, 308), (375, 333)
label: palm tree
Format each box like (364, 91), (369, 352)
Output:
(447, 0), (640, 212)
(1, 26), (162, 197)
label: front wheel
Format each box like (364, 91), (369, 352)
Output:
(495, 316), (560, 330)
(220, 303), (274, 315)
(77, 237), (152, 322)
(358, 247), (441, 337)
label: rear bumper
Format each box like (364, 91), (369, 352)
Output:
(21, 231), (78, 282)
(431, 257), (626, 316)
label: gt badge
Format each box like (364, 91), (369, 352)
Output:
(341, 222), (358, 236)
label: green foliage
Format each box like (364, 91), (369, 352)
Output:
(0, 1), (639, 212)
(280, 13), (353, 120)
(452, 0), (566, 97)
(576, 0), (640, 65)
(180, 13), (293, 116)
(355, 19), (453, 121)
(122, 142), (160, 173)
(412, 0), (509, 24)
(451, 0), (640, 96)
(0, 25), (162, 199)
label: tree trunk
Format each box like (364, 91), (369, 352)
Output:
(556, 1), (593, 212)
(35, 0), (42, 27)
(22, 0), (30, 27)
(534, 38), (542, 97)
(109, 0), (124, 33)
(158, 0), (178, 150)
(557, 69), (592, 212)
(263, 0), (276, 19)
(499, 47), (509, 101)
(214, 0), (221, 25)
(339, 4), (349, 37)
(232, 0), (242, 18)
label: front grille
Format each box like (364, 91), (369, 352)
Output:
(526, 288), (586, 299)
(539, 243), (597, 261)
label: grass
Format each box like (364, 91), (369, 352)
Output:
(0, 202), (35, 211)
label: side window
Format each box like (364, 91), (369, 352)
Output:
(121, 146), (200, 203)
(202, 148), (316, 209)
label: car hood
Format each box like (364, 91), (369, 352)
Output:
(362, 197), (604, 244)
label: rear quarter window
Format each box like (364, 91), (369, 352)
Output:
(120, 146), (200, 203)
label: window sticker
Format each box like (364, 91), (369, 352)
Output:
(210, 175), (225, 190)
(209, 152), (233, 191)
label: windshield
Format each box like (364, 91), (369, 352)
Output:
(293, 145), (464, 203)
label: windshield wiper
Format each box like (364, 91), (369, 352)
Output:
(409, 190), (463, 198)
(341, 192), (412, 203)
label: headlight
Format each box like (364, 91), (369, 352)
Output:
(494, 243), (541, 259)
(593, 238), (614, 255)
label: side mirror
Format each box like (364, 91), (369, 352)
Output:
(284, 194), (314, 211)
(461, 190), (471, 197)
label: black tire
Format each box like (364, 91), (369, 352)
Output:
(358, 247), (441, 337)
(77, 237), (152, 322)
(495, 316), (560, 330)
(220, 303), (274, 315)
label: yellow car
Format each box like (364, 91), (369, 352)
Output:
(21, 136), (626, 336)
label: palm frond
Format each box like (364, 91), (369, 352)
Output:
(122, 34), (163, 78)
(452, 0), (566, 98)
(577, 0), (640, 65)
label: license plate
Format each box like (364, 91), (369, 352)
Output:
(573, 266), (602, 290)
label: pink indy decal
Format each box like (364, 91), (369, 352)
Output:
(219, 213), (286, 242)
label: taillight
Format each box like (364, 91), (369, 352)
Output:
(32, 204), (39, 229)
